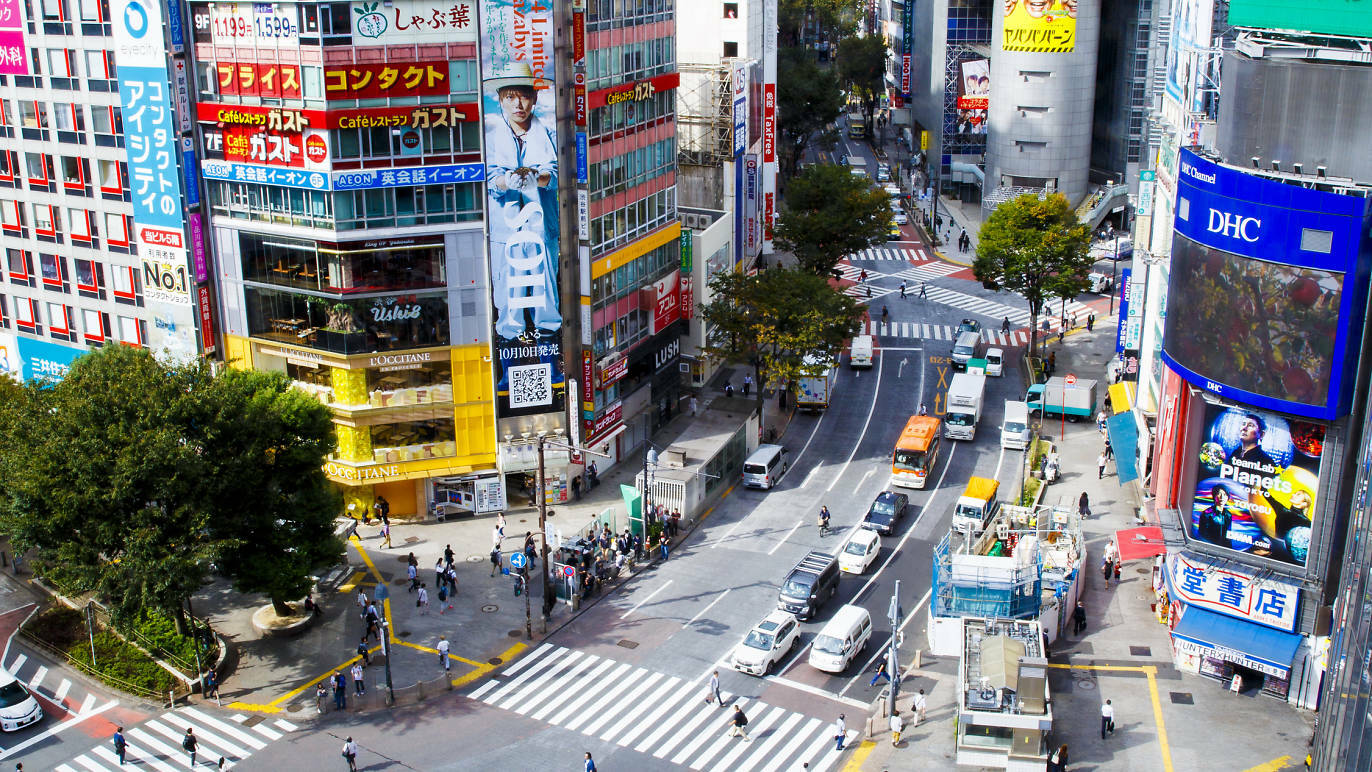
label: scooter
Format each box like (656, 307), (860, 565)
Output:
(1043, 454), (1061, 484)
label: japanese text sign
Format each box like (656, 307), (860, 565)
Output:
(324, 61), (450, 100)
(1168, 552), (1300, 632)
(0, 0), (28, 75)
(217, 62), (302, 99)
(351, 0), (475, 44)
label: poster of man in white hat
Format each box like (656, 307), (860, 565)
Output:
(479, 0), (565, 417)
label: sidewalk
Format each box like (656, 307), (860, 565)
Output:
(853, 317), (1314, 770)
(201, 373), (797, 716)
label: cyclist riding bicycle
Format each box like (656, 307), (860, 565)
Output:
(818, 505), (832, 537)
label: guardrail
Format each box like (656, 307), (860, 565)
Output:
(17, 625), (172, 705)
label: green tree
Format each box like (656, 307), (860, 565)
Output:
(700, 267), (862, 419)
(778, 47), (845, 179)
(779, 0), (860, 49)
(773, 163), (893, 275)
(972, 194), (1094, 356)
(194, 369), (342, 617)
(837, 34), (888, 131)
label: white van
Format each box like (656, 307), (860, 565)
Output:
(743, 444), (790, 490)
(985, 347), (1004, 377)
(1001, 400), (1031, 450)
(0, 668), (43, 732)
(850, 335), (874, 369)
(808, 604), (873, 673)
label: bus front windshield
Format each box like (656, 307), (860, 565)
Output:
(894, 449), (927, 473)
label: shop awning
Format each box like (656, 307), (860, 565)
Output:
(1108, 381), (1135, 414)
(1106, 413), (1139, 484)
(1172, 606), (1303, 677)
(1115, 526), (1166, 561)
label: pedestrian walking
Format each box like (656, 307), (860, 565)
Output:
(889, 711), (904, 745)
(491, 525), (503, 550)
(417, 584), (429, 614)
(1078, 491), (1090, 518)
(315, 683), (328, 714)
(658, 532), (669, 561)
(1104, 539), (1118, 566)
(689, 395), (699, 416)
(1071, 312), (1077, 329)
(333, 671), (347, 710)
(1104, 438), (1114, 460)
(913, 688), (927, 724)
(1087, 313), (1095, 331)
(869, 660), (891, 687)
(584, 752), (596, 772)
(708, 670), (723, 706)
(724, 382), (733, 398)
(859, 268), (868, 283)
(1048, 743), (1069, 772)
(202, 669), (220, 704)
(490, 545), (502, 577)
(743, 374), (753, 397)
(373, 495), (389, 524)
(342, 737), (359, 772)
(379, 521), (392, 549)
(437, 580), (450, 612)
(407, 563), (418, 592)
(1114, 560), (1122, 583)
(918, 402), (927, 416)
(182, 728), (198, 767)
(728, 705), (750, 740)
(1102, 556), (1114, 588)
(357, 636), (371, 666)
(1097, 409), (1108, 432)
(443, 543), (455, 567)
(437, 635), (451, 672)
(1097, 452), (1108, 479)
(919, 281), (927, 299)
(1101, 699), (1115, 739)
(113, 727), (127, 765)
(1002, 316), (1010, 334)
(833, 714), (847, 750)
(1073, 602), (1087, 635)
(524, 531), (537, 567)
(356, 589), (368, 613)
(496, 511), (507, 536)
(350, 663), (365, 696)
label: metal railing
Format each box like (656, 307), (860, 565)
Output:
(17, 625), (172, 705)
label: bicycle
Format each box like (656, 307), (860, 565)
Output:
(818, 507), (832, 538)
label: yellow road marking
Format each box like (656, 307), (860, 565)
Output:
(1242, 755), (1292, 772)
(841, 740), (878, 771)
(450, 642), (530, 689)
(697, 485), (735, 523)
(337, 571), (369, 593)
(394, 639), (481, 667)
(1046, 662), (1173, 772)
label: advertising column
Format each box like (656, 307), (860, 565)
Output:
(572, 0), (592, 445)
(112, 0), (199, 361)
(478, 0), (566, 425)
(760, 0), (777, 254)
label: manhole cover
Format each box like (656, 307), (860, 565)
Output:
(1136, 567), (1149, 575)
(1130, 646), (1152, 657)
(405, 536), (419, 543)
(399, 630), (411, 638)
(395, 555), (411, 563)
(482, 604), (498, 613)
(243, 715), (264, 727)
(467, 555), (483, 563)
(488, 657), (504, 665)
(617, 639), (639, 649)
(394, 577), (407, 585)
(509, 629), (523, 637)
(1170, 692), (1194, 705)
(286, 703), (303, 713)
(1076, 679), (1095, 690)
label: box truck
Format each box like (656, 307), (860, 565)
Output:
(1026, 377), (1098, 421)
(1000, 400), (1031, 450)
(796, 355), (838, 412)
(944, 372), (986, 440)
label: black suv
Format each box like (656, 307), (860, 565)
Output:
(957, 318), (982, 336)
(777, 551), (840, 620)
(861, 491), (910, 535)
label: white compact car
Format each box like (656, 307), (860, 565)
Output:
(838, 528), (880, 574)
(732, 610), (801, 676)
(0, 668), (42, 732)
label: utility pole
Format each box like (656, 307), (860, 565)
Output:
(380, 619), (394, 705)
(537, 434), (551, 633)
(886, 579), (902, 717)
(1109, 229), (1121, 316)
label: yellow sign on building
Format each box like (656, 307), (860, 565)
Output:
(1002, 1), (1076, 53)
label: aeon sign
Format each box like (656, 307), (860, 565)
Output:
(1207, 209), (1261, 242)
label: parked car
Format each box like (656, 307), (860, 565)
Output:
(839, 527), (881, 574)
(876, 164), (892, 182)
(732, 610), (801, 676)
(892, 210), (908, 225)
(0, 669), (42, 732)
(888, 223), (902, 239)
(861, 490), (909, 535)
(777, 551), (841, 620)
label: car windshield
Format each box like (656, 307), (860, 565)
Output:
(894, 449), (927, 472)
(988, 355), (1001, 365)
(844, 539), (869, 556)
(946, 411), (973, 426)
(781, 578), (811, 598)
(953, 345), (973, 356)
(813, 634), (845, 655)
(743, 630), (775, 651)
(869, 499), (895, 517)
(955, 503), (984, 521)
(0, 681), (31, 709)
(1004, 421), (1025, 434)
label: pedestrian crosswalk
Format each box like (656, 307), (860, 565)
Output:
(859, 320), (1030, 345)
(6, 649), (110, 716)
(470, 644), (857, 772)
(837, 260), (961, 301)
(53, 707), (299, 771)
(847, 246), (932, 263)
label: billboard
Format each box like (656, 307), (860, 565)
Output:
(1165, 0), (1215, 115)
(350, 0), (476, 44)
(1228, 0), (1372, 38)
(1187, 404), (1325, 567)
(0, 0), (29, 75)
(324, 61), (450, 100)
(201, 160), (330, 190)
(1168, 552), (1300, 633)
(208, 2), (300, 45)
(217, 62), (302, 99)
(202, 126), (331, 170)
(197, 102), (476, 131)
(1163, 150), (1371, 419)
(953, 57), (988, 135)
(1002, 0), (1076, 53)
(0, 331), (18, 380)
(732, 62), (749, 158)
(16, 337), (84, 383)
(900, 0), (913, 98)
(479, 0), (565, 420)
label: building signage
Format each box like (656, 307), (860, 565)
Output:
(574, 72), (587, 126)
(732, 62), (748, 158)
(16, 337), (83, 383)
(900, 0), (913, 98)
(203, 126), (331, 170)
(0, 0), (30, 75)
(331, 162), (483, 191)
(648, 269), (681, 335)
(196, 285), (215, 353)
(680, 270), (693, 320)
(210, 1), (299, 45)
(217, 62), (302, 99)
(349, 0), (475, 45)
(599, 356), (628, 386)
(571, 9), (586, 66)
(587, 72), (681, 109)
(1115, 268), (1131, 354)
(581, 349), (594, 415)
(166, 0), (184, 51)
(1137, 169), (1155, 217)
(1168, 553), (1300, 633)
(762, 83), (776, 163)
(1170, 635), (1290, 679)
(324, 461), (403, 483)
(0, 331), (19, 380)
(575, 132), (588, 184)
(201, 160), (330, 190)
(680, 229), (692, 272)
(652, 336), (680, 372)
(181, 136), (200, 207)
(480, 0), (565, 420)
(188, 213), (208, 283)
(576, 189), (589, 240)
(1003, 0), (1076, 53)
(745, 155), (759, 255)
(368, 352), (433, 371)
(324, 61), (450, 100)
(588, 400), (622, 442)
(198, 102), (476, 131)
(172, 58), (192, 133)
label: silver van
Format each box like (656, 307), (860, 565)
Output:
(951, 330), (983, 370)
(743, 444), (790, 489)
(808, 604), (873, 673)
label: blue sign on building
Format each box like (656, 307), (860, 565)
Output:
(201, 161), (331, 191)
(17, 338), (84, 383)
(331, 163), (485, 192)
(575, 133), (588, 185)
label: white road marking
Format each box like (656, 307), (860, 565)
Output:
(28, 665), (47, 688)
(0, 699), (118, 761)
(825, 353), (885, 493)
(53, 678), (72, 702)
(764, 674), (870, 709)
(766, 517), (806, 556)
(684, 589), (731, 629)
(620, 579), (673, 620)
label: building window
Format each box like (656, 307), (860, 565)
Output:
(13, 296), (38, 332)
(38, 253), (65, 288)
(6, 248), (31, 285)
(110, 264), (139, 303)
(368, 418), (457, 464)
(82, 308), (106, 344)
(723, 41), (738, 58)
(116, 314), (143, 345)
(244, 288), (451, 354)
(104, 212), (130, 248)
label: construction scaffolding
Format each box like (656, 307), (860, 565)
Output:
(678, 62), (736, 167)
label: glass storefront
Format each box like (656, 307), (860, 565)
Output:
(368, 417), (457, 463)
(245, 287), (450, 354)
(239, 232), (447, 295)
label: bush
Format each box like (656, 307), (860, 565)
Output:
(120, 609), (216, 674)
(1018, 478), (1043, 506)
(26, 607), (85, 650)
(68, 631), (178, 695)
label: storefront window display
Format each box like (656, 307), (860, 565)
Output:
(366, 417), (457, 464)
(245, 288), (450, 354)
(240, 232), (447, 294)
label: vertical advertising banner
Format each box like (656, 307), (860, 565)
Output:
(954, 58), (989, 135)
(0, 0), (29, 74)
(1115, 268), (1131, 354)
(1189, 404), (1324, 567)
(900, 0), (913, 98)
(479, 0), (565, 420)
(732, 63), (748, 158)
(1164, 0), (1214, 115)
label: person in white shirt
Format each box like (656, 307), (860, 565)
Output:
(889, 711), (904, 745)
(1104, 539), (1119, 565)
(913, 688), (928, 724)
(1101, 699), (1115, 738)
(349, 663), (365, 696)
(342, 737), (359, 771)
(437, 634), (451, 672)
(833, 714), (847, 751)
(417, 584), (429, 615)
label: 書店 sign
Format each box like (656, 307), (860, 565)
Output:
(1168, 552), (1300, 632)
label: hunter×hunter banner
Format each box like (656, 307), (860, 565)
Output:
(479, 0), (565, 419)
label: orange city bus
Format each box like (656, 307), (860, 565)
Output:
(892, 415), (942, 489)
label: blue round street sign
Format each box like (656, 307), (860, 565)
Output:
(509, 552), (528, 570)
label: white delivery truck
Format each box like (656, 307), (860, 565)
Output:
(1000, 400), (1031, 450)
(944, 372), (986, 440)
(796, 355), (838, 412)
(850, 335), (874, 369)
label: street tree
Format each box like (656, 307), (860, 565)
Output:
(972, 193), (1093, 356)
(700, 267), (862, 419)
(837, 34), (888, 130)
(778, 46), (845, 179)
(774, 163), (893, 275)
(779, 0), (859, 49)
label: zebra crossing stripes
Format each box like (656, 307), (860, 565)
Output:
(52, 708), (298, 772)
(889, 261), (963, 283)
(848, 246), (930, 263)
(860, 320), (1030, 346)
(474, 644), (855, 772)
(5, 648), (114, 718)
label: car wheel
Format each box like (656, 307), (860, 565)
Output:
(764, 659), (773, 676)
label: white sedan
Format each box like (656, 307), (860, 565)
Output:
(732, 610), (801, 676)
(838, 527), (881, 574)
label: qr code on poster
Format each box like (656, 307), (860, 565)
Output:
(508, 363), (553, 409)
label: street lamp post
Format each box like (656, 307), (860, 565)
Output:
(531, 434), (611, 633)
(380, 619), (394, 705)
(1109, 230), (1121, 316)
(885, 580), (902, 717)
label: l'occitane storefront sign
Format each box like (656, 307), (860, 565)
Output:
(324, 456), (477, 485)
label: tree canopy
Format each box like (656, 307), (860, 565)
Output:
(0, 346), (342, 621)
(777, 47), (844, 179)
(773, 163), (893, 275)
(778, 0), (860, 48)
(837, 35), (888, 129)
(972, 194), (1094, 356)
(700, 267), (862, 418)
